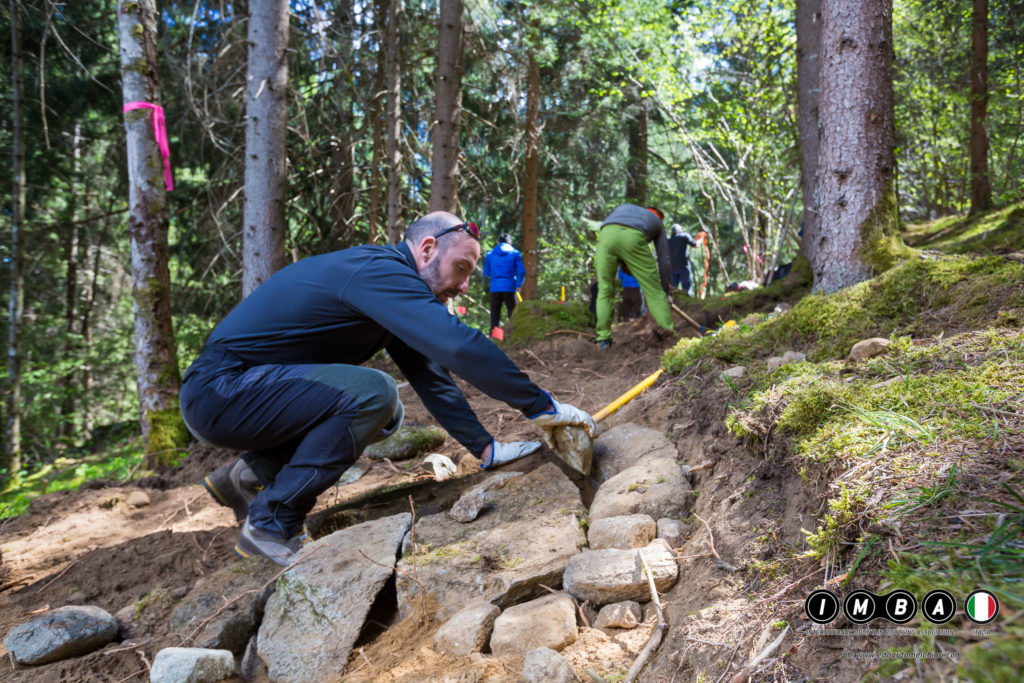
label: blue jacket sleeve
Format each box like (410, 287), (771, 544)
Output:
(342, 256), (551, 418)
(515, 253), (526, 289)
(385, 337), (492, 456)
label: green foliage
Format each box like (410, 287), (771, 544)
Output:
(905, 202), (1024, 255)
(663, 255), (1024, 371)
(801, 483), (867, 560)
(504, 300), (595, 346)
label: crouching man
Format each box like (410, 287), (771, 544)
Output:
(180, 212), (596, 565)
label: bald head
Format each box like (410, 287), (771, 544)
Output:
(404, 212), (462, 249)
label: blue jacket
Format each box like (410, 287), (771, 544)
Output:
(483, 243), (526, 293)
(617, 267), (639, 289)
(198, 242), (549, 456)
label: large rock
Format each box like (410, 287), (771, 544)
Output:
(170, 559), (278, 655)
(448, 472), (523, 523)
(848, 337), (891, 361)
(257, 513), (412, 682)
(4, 605), (118, 665)
(522, 647), (577, 682)
(591, 423), (677, 484)
(149, 647), (235, 683)
(433, 601), (501, 657)
(563, 539), (678, 606)
(588, 458), (692, 522)
(656, 518), (691, 549)
(364, 424), (446, 460)
(489, 592), (578, 656)
(395, 463), (586, 621)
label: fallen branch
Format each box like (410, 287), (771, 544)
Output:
(542, 329), (594, 338)
(34, 560), (77, 595)
(523, 348), (550, 369)
(713, 629), (745, 683)
(751, 568), (823, 609)
(730, 624), (789, 683)
(625, 549), (667, 682)
(695, 514), (721, 560)
(160, 493), (204, 527)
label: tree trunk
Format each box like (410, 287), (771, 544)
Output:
(429, 0), (464, 213)
(6, 0), (26, 483)
(796, 0), (822, 260)
(384, 0), (403, 243)
(331, 0), (357, 248)
(811, 0), (897, 293)
(242, 0), (289, 297)
(521, 49), (541, 300)
(368, 0), (387, 243)
(969, 0), (991, 213)
(58, 123), (83, 440)
(117, 0), (185, 462)
(625, 89), (648, 204)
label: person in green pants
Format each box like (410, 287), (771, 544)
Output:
(594, 204), (674, 349)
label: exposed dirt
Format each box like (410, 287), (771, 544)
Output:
(0, 315), (845, 682)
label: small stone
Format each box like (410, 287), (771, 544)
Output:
(149, 647), (235, 683)
(722, 366), (745, 381)
(848, 337), (891, 362)
(448, 488), (488, 523)
(594, 601), (642, 629)
(656, 518), (691, 548)
(434, 601), (501, 656)
(126, 490), (151, 507)
(4, 605), (118, 665)
(765, 356), (787, 372)
(337, 463), (367, 486)
(522, 647), (576, 683)
(490, 593), (578, 656)
(781, 350), (806, 364)
(422, 453), (457, 480)
(588, 514), (656, 550)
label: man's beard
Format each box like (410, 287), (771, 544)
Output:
(422, 257), (459, 302)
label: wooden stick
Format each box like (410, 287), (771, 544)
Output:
(670, 302), (703, 331)
(625, 549), (667, 682)
(695, 514), (721, 560)
(34, 560), (77, 595)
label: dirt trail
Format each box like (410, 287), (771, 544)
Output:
(0, 321), (815, 682)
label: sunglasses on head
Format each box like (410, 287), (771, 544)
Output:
(433, 221), (480, 241)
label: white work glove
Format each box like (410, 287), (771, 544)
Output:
(529, 396), (599, 450)
(480, 439), (543, 469)
(369, 400), (404, 444)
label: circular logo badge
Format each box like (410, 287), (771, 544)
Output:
(805, 589), (841, 624)
(965, 589), (999, 624)
(921, 589), (956, 625)
(843, 589), (879, 624)
(883, 589), (918, 624)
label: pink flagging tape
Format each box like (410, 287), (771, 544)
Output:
(123, 102), (173, 191)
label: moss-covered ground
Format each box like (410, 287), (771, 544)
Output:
(503, 300), (595, 346)
(662, 207), (1024, 680)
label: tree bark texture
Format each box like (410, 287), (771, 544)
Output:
(625, 91), (648, 204)
(811, 0), (897, 293)
(969, 0), (991, 213)
(117, 0), (182, 447)
(429, 0), (464, 213)
(58, 123), (83, 439)
(6, 0), (26, 482)
(242, 0), (289, 297)
(796, 0), (822, 261)
(368, 0), (387, 243)
(331, 0), (357, 248)
(385, 0), (403, 243)
(521, 49), (541, 300)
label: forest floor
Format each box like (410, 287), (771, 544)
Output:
(2, 204), (1023, 682)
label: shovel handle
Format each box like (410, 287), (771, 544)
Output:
(592, 368), (665, 423)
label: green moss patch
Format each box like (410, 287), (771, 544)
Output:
(663, 255), (1024, 372)
(905, 202), (1024, 255)
(364, 424), (446, 461)
(504, 300), (594, 346)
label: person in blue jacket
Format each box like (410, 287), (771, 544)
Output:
(482, 232), (526, 335)
(180, 213), (596, 565)
(617, 266), (644, 320)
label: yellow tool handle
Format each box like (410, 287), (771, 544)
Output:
(592, 368), (665, 423)
(670, 302), (702, 331)
(516, 290), (523, 302)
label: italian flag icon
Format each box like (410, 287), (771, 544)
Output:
(966, 590), (999, 623)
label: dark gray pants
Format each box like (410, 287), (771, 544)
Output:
(180, 347), (399, 538)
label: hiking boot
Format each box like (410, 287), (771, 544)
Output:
(202, 460), (263, 523)
(234, 518), (303, 566)
(598, 339), (613, 351)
